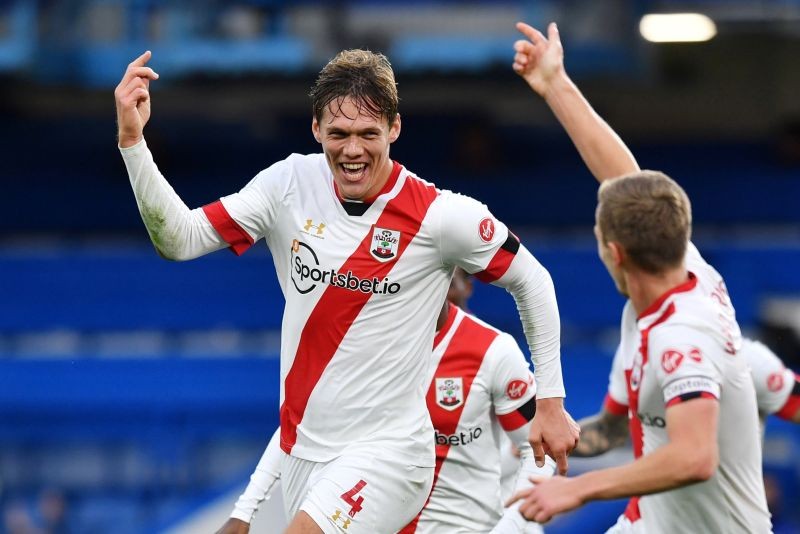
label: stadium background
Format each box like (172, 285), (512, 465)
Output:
(1, 0), (800, 532)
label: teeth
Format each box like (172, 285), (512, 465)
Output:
(343, 163), (366, 171)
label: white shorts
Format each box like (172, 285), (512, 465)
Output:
(281, 445), (434, 533)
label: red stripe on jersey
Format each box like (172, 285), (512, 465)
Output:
(399, 310), (498, 533)
(624, 302), (675, 523)
(497, 409), (528, 431)
(603, 393), (629, 417)
(473, 246), (515, 284)
(665, 391), (717, 408)
(433, 303), (458, 349)
(624, 497), (642, 523)
(279, 173), (438, 454)
(776, 374), (800, 420)
(202, 200), (255, 256)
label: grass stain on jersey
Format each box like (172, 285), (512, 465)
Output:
(140, 204), (177, 259)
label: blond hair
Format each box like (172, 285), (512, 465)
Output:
(597, 170), (691, 273)
(310, 49), (399, 125)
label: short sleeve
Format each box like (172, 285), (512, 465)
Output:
(203, 156), (294, 255)
(742, 339), (796, 415)
(648, 324), (723, 408)
(605, 345), (629, 416)
(436, 191), (517, 281)
(489, 333), (537, 430)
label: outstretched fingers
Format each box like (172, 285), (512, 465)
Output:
(516, 21), (547, 47)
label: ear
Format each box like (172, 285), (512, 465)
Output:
(388, 114), (401, 143)
(608, 241), (625, 267)
(311, 117), (321, 143)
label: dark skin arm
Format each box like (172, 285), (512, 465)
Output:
(571, 408), (629, 458)
(216, 518), (250, 534)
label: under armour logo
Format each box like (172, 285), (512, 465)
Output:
(304, 219), (325, 235)
(331, 510), (351, 530)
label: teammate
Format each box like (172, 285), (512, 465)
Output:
(115, 49), (577, 533)
(216, 269), (554, 534)
(575, 337), (800, 458)
(507, 21), (771, 532)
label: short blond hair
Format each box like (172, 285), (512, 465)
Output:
(310, 49), (399, 125)
(597, 170), (691, 273)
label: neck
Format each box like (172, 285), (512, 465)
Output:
(436, 302), (450, 331)
(627, 265), (689, 317)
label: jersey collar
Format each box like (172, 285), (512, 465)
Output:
(637, 271), (698, 321)
(333, 160), (402, 213)
(433, 303), (459, 350)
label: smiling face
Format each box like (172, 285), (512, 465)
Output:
(312, 97), (401, 201)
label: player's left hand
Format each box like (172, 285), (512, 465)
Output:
(529, 398), (579, 475)
(506, 475), (583, 523)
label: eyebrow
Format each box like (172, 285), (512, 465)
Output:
(327, 127), (382, 136)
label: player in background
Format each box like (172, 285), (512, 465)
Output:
(575, 337), (800, 458)
(216, 269), (555, 534)
(115, 48), (577, 533)
(507, 21), (771, 532)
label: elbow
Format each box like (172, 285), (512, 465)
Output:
(680, 447), (718, 484)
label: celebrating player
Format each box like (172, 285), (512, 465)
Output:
(507, 21), (771, 532)
(115, 48), (577, 533)
(217, 269), (554, 534)
(575, 337), (800, 458)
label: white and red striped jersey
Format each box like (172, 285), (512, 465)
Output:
(401, 304), (538, 533)
(607, 336), (800, 423)
(605, 243), (770, 533)
(742, 338), (800, 420)
(121, 143), (563, 467)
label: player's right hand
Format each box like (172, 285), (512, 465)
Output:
(512, 22), (565, 99)
(529, 398), (580, 476)
(115, 51), (159, 148)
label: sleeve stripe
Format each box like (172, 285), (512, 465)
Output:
(776, 374), (800, 420)
(498, 396), (536, 431)
(665, 391), (717, 408)
(474, 234), (520, 283)
(604, 393), (629, 416)
(202, 200), (255, 256)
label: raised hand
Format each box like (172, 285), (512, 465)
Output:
(115, 51), (159, 148)
(512, 22), (564, 98)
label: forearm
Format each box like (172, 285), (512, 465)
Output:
(572, 410), (629, 457)
(120, 139), (227, 260)
(498, 247), (563, 398)
(542, 73), (639, 182)
(231, 428), (282, 523)
(492, 438), (551, 534)
(574, 440), (712, 502)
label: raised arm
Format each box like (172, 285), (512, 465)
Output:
(513, 22), (639, 182)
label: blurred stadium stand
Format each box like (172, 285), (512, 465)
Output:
(2, 0), (800, 532)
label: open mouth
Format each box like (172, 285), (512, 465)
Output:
(341, 162), (367, 181)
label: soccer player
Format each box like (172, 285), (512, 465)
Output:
(507, 21), (771, 531)
(575, 337), (800, 459)
(216, 268), (553, 534)
(115, 49), (577, 533)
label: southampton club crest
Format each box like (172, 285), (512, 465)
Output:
(435, 377), (463, 411)
(370, 227), (401, 262)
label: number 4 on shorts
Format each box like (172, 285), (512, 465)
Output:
(340, 480), (367, 518)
